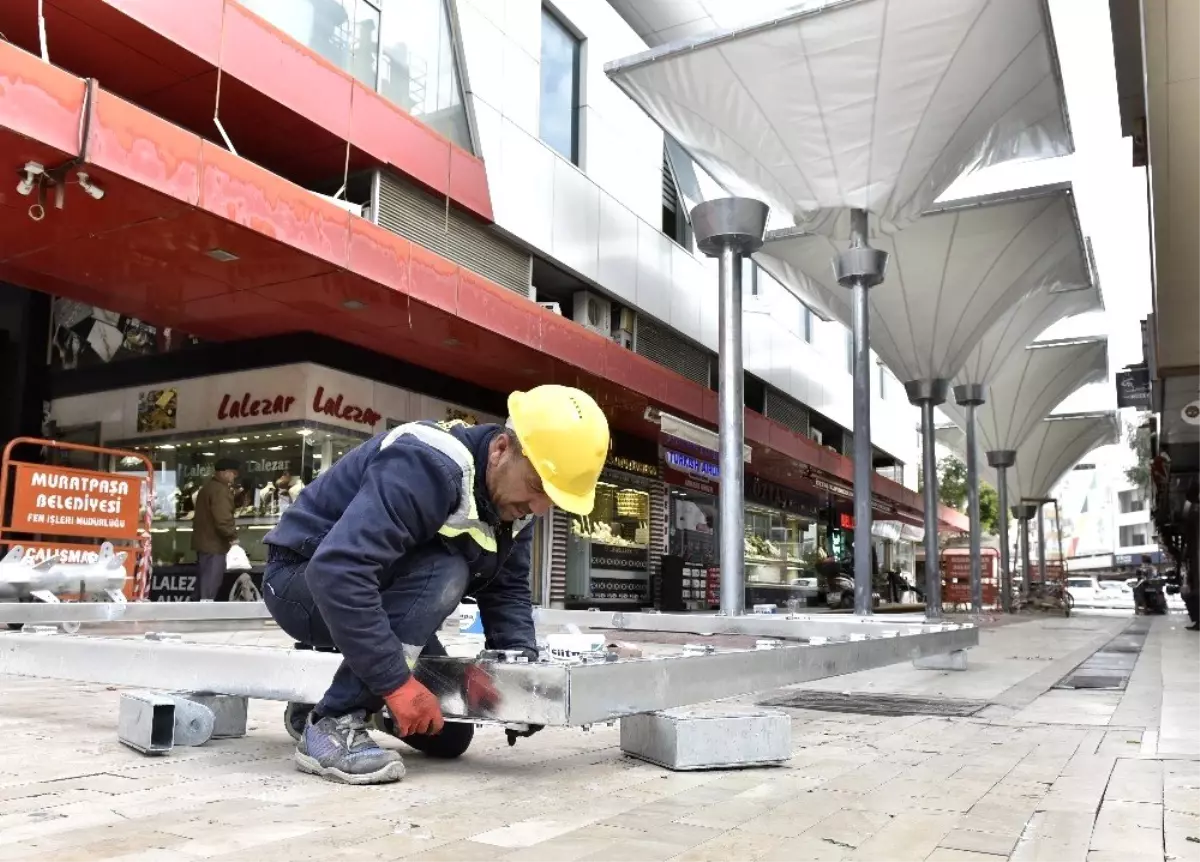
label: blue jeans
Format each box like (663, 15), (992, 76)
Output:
(263, 544), (474, 757)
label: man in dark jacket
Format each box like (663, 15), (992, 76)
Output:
(262, 385), (610, 784)
(191, 458), (239, 601)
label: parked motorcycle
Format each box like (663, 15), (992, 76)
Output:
(1133, 571), (1169, 615)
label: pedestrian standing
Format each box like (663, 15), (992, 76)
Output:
(191, 458), (240, 601)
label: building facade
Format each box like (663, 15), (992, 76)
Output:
(0, 0), (959, 607)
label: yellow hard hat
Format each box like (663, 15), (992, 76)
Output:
(507, 385), (610, 516)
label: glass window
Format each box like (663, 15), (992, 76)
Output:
(540, 7), (581, 163)
(241, 0), (380, 87)
(120, 425), (364, 568)
(378, 0), (471, 149)
(566, 472), (652, 605)
(1118, 489), (1146, 513)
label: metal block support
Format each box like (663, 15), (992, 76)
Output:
(169, 695), (215, 746)
(620, 707), (791, 770)
(912, 649), (969, 671)
(118, 691), (176, 755)
(0, 625), (978, 727)
(176, 693), (246, 739)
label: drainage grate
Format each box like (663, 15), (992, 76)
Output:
(1053, 620), (1148, 691)
(759, 690), (987, 718)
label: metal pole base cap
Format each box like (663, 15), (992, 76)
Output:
(691, 198), (769, 257)
(986, 450), (1017, 469)
(953, 383), (986, 406)
(835, 247), (888, 288)
(905, 379), (950, 406)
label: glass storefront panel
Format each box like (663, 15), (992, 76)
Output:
(115, 423), (364, 568)
(566, 471), (652, 606)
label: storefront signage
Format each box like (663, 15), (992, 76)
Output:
(664, 468), (717, 496)
(746, 476), (820, 516)
(839, 513), (855, 530)
(607, 455), (659, 479)
(1115, 366), (1151, 409)
(217, 392), (297, 421)
(664, 450), (719, 480)
(810, 475), (853, 500)
(9, 465), (142, 540)
(312, 386), (382, 428)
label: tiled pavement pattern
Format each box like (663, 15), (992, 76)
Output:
(0, 613), (1195, 861)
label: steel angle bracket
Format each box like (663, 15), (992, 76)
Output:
(0, 626), (976, 727)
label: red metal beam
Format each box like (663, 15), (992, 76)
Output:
(0, 0), (492, 220)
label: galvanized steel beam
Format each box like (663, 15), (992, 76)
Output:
(0, 625), (977, 726)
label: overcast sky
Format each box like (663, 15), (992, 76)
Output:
(939, 0), (1151, 471)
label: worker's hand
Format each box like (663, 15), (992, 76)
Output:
(464, 665), (501, 712)
(383, 677), (445, 737)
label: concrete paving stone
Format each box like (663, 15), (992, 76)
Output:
(819, 762), (906, 794)
(1094, 734), (1147, 758)
(1166, 763), (1200, 816)
(801, 808), (895, 849)
(1105, 757), (1164, 804)
(1086, 800), (1164, 862)
(1164, 809), (1200, 862)
(199, 822), (406, 862)
(398, 838), (517, 861)
(498, 831), (618, 862)
(848, 811), (959, 861)
(938, 826), (1021, 856)
(1014, 690), (1124, 726)
(676, 798), (776, 830)
(757, 835), (854, 861)
(926, 849), (1010, 861)
(1010, 809), (1096, 862)
(666, 827), (790, 861)
(737, 793), (847, 837)
(593, 814), (725, 848)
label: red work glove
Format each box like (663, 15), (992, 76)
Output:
(383, 677), (445, 737)
(464, 665), (500, 712)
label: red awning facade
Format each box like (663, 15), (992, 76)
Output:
(0, 36), (967, 533)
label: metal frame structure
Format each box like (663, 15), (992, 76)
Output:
(0, 623), (977, 727)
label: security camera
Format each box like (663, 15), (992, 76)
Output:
(76, 171), (104, 200)
(16, 161), (44, 196)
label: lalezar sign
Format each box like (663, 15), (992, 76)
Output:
(1115, 366), (1151, 409)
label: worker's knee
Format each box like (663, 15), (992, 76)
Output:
(401, 721), (474, 759)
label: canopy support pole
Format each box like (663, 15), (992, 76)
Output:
(906, 379), (950, 620)
(1012, 504), (1037, 602)
(1036, 502), (1048, 585)
(834, 209), (888, 615)
(691, 198), (769, 617)
(954, 384), (986, 614)
(988, 451), (1017, 612)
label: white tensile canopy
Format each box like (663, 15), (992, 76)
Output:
(755, 185), (1091, 385)
(942, 338), (1109, 453)
(941, 412), (1120, 501)
(605, 0), (1073, 235)
(954, 270), (1103, 390)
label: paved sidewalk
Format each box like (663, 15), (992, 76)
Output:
(0, 613), (1195, 861)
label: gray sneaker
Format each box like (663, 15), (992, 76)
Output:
(295, 710), (405, 785)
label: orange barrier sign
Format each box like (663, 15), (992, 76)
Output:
(9, 464), (142, 540)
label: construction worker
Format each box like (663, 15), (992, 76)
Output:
(261, 385), (610, 784)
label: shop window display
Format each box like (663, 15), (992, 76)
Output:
(744, 503), (825, 607)
(115, 424), (364, 568)
(566, 473), (652, 606)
